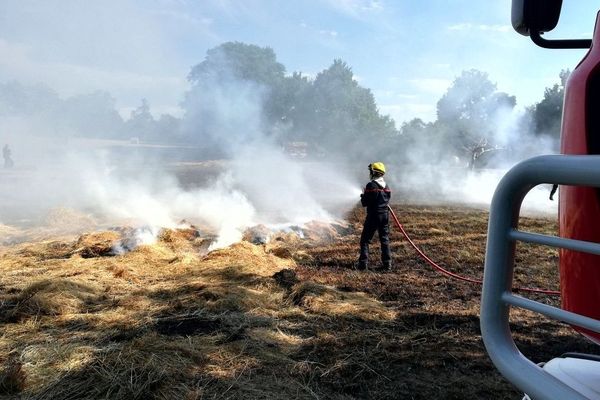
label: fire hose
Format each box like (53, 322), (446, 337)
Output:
(387, 205), (561, 296)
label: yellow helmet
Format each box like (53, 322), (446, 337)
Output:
(369, 162), (386, 175)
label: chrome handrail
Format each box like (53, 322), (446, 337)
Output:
(481, 155), (600, 400)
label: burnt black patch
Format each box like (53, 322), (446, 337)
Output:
(106, 328), (148, 343)
(154, 315), (222, 336)
(272, 268), (298, 289)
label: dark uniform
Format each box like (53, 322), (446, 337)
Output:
(2, 144), (13, 169)
(358, 178), (392, 270)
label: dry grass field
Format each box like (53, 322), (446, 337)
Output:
(1, 204), (597, 399)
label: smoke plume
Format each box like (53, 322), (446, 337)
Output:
(0, 76), (361, 249)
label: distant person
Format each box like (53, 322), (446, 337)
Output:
(2, 144), (13, 169)
(358, 162), (392, 271)
(549, 184), (558, 201)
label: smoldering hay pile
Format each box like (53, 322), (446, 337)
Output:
(107, 151), (358, 252)
(0, 155), (359, 255)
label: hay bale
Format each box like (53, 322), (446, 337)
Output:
(299, 220), (353, 243)
(75, 231), (120, 258)
(108, 226), (161, 254)
(18, 240), (76, 260)
(302, 221), (341, 242)
(202, 241), (295, 276)
(270, 230), (303, 244)
(330, 221), (353, 236)
(158, 227), (200, 244)
(243, 225), (271, 245)
(157, 227), (211, 256)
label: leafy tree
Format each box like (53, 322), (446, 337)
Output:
(186, 41), (287, 125)
(0, 81), (60, 116)
(436, 69), (516, 163)
(125, 98), (155, 140)
(61, 91), (124, 138)
(0, 81), (126, 139)
(533, 69), (569, 139)
(188, 41), (285, 87)
(270, 71), (312, 141)
(155, 114), (182, 143)
(397, 119), (435, 158)
(182, 46), (397, 159)
(305, 59), (396, 155)
(182, 42), (288, 151)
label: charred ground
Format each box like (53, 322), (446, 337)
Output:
(0, 204), (597, 399)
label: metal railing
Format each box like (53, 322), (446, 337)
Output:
(480, 155), (600, 400)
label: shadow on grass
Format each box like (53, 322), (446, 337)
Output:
(2, 254), (594, 400)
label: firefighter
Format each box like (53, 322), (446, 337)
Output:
(2, 144), (13, 169)
(357, 162), (392, 271)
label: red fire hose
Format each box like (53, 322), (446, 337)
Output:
(387, 205), (561, 296)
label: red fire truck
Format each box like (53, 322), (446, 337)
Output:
(481, 1), (600, 399)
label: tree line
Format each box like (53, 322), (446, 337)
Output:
(0, 41), (567, 166)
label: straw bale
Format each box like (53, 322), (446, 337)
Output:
(17, 240), (76, 260)
(157, 227), (212, 257)
(75, 231), (120, 258)
(303, 221), (340, 242)
(243, 224), (271, 244)
(158, 227), (199, 244)
(269, 230), (303, 244)
(124, 242), (177, 261)
(202, 241), (295, 276)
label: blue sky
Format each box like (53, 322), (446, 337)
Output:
(0, 0), (598, 125)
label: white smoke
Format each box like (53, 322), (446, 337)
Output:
(0, 74), (361, 250)
(175, 73), (362, 245)
(389, 104), (559, 216)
